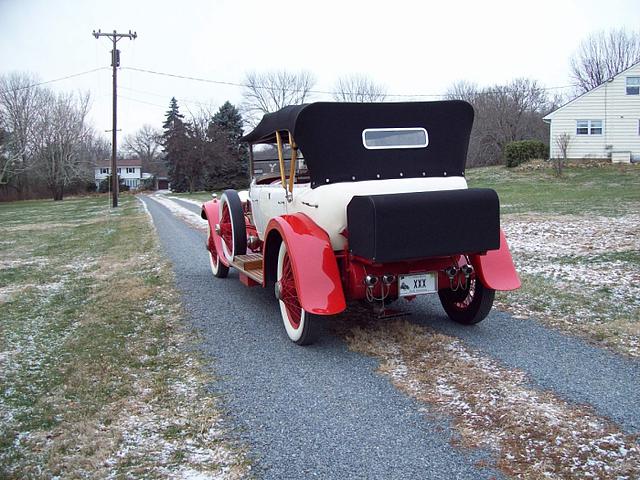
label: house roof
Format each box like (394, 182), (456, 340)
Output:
(95, 158), (142, 168)
(543, 60), (640, 121)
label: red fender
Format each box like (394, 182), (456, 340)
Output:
(201, 200), (230, 267)
(265, 213), (346, 316)
(470, 229), (520, 291)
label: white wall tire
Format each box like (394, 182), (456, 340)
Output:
(218, 190), (247, 262)
(276, 241), (318, 345)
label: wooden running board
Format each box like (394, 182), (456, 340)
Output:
(232, 254), (263, 284)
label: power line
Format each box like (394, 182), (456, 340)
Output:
(0, 67), (108, 94)
(123, 66), (578, 98)
(119, 94), (167, 109)
(119, 85), (218, 109)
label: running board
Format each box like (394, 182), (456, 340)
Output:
(231, 254), (263, 285)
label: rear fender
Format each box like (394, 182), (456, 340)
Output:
(201, 200), (230, 267)
(470, 229), (520, 291)
(264, 213), (346, 315)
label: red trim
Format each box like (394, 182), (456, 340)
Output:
(201, 200), (230, 267)
(239, 273), (260, 287)
(345, 255), (454, 300)
(264, 214), (346, 316)
(470, 229), (521, 291)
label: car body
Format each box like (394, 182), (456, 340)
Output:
(202, 101), (520, 345)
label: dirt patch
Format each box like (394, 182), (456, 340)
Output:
(338, 319), (640, 479)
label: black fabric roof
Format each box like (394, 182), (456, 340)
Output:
(240, 101), (474, 188)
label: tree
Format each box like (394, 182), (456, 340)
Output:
(570, 29), (640, 93)
(162, 97), (191, 192)
(332, 74), (387, 102)
(0, 72), (46, 195)
(32, 91), (93, 200)
(242, 70), (315, 123)
(205, 101), (247, 189)
(553, 133), (571, 177)
(446, 78), (555, 166)
(123, 124), (162, 175)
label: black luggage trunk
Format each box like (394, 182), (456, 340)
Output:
(347, 188), (500, 263)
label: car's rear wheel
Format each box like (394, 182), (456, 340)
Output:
(277, 241), (319, 345)
(218, 190), (247, 262)
(208, 225), (229, 278)
(438, 276), (495, 325)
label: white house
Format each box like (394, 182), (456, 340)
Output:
(94, 158), (153, 189)
(543, 61), (640, 163)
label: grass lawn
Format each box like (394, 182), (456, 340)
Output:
(466, 162), (640, 216)
(467, 163), (640, 357)
(0, 194), (247, 478)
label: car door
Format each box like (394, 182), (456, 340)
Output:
(249, 183), (288, 239)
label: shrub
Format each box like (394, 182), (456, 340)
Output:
(98, 176), (130, 193)
(504, 140), (548, 168)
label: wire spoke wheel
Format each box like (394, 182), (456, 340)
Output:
(277, 241), (318, 345)
(218, 190), (247, 262)
(438, 273), (495, 325)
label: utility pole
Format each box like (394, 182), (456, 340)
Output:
(92, 29), (137, 208)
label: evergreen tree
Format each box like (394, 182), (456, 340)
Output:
(205, 101), (248, 189)
(162, 97), (190, 192)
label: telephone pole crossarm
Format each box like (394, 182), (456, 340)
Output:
(92, 29), (137, 208)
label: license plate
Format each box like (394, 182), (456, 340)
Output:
(398, 272), (437, 297)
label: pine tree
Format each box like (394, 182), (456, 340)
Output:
(162, 97), (190, 192)
(206, 101), (247, 189)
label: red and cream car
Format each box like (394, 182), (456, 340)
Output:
(202, 101), (520, 345)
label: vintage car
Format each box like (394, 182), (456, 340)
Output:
(201, 101), (520, 345)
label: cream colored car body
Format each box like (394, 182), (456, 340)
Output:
(249, 176), (468, 250)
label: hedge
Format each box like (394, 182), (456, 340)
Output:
(504, 140), (549, 168)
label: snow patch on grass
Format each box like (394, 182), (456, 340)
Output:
(499, 213), (640, 357)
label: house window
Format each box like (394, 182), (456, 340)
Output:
(126, 167), (135, 174)
(576, 120), (602, 135)
(100, 168), (109, 174)
(117, 168), (122, 174)
(626, 77), (640, 95)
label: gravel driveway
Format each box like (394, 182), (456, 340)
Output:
(141, 195), (640, 478)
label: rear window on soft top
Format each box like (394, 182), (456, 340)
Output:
(362, 128), (428, 149)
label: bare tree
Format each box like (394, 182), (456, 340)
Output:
(0, 72), (46, 193)
(242, 70), (316, 124)
(553, 133), (571, 176)
(32, 91), (92, 200)
(123, 124), (163, 175)
(446, 78), (554, 167)
(570, 29), (640, 93)
(332, 74), (387, 102)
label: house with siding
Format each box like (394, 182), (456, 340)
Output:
(543, 61), (640, 163)
(94, 158), (153, 189)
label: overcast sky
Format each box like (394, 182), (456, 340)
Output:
(1, 0), (639, 140)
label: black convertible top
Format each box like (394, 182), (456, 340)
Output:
(240, 101), (474, 188)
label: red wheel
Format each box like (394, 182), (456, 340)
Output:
(208, 225), (228, 278)
(438, 275), (495, 325)
(276, 241), (318, 345)
(218, 190), (247, 262)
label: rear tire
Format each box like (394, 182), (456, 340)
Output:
(277, 241), (319, 345)
(218, 190), (247, 262)
(438, 277), (495, 325)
